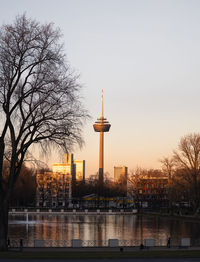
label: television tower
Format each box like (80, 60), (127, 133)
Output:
(93, 90), (111, 185)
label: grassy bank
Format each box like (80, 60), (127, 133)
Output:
(1, 250), (200, 259)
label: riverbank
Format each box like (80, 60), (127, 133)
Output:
(143, 211), (200, 222)
(1, 247), (200, 259)
(9, 209), (200, 223)
(8, 208), (200, 221)
(9, 208), (137, 215)
(9, 208), (200, 220)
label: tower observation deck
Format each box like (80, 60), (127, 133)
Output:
(93, 90), (111, 185)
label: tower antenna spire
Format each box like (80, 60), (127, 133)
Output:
(101, 89), (103, 119)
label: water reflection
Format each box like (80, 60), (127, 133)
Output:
(8, 214), (200, 246)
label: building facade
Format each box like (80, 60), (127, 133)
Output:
(74, 160), (85, 181)
(114, 166), (128, 195)
(114, 166), (128, 184)
(36, 153), (85, 207)
(52, 153), (85, 182)
(130, 174), (168, 208)
(36, 171), (71, 207)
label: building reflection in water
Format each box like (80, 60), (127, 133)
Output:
(8, 214), (200, 246)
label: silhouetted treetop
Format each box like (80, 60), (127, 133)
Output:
(0, 14), (88, 251)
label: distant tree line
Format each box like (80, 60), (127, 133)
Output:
(161, 133), (200, 215)
(5, 168), (127, 207)
(128, 133), (200, 215)
(3, 162), (36, 207)
(74, 173), (126, 198)
(4, 133), (200, 216)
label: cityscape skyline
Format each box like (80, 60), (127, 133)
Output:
(1, 1), (200, 177)
(2, 1), (200, 254)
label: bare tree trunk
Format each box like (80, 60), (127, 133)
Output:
(0, 198), (9, 251)
(168, 187), (174, 215)
(0, 138), (4, 181)
(0, 138), (8, 251)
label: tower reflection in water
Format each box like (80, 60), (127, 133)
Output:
(8, 214), (200, 246)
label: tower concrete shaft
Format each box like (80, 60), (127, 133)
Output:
(93, 90), (111, 185)
(99, 131), (104, 185)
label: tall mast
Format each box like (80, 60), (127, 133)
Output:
(101, 89), (103, 119)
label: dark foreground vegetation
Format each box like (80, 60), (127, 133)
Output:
(1, 249), (200, 259)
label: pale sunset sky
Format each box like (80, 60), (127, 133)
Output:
(1, 0), (200, 178)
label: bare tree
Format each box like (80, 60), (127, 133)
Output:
(160, 157), (174, 180)
(9, 164), (36, 207)
(173, 133), (200, 213)
(0, 15), (88, 250)
(160, 157), (175, 214)
(128, 168), (147, 211)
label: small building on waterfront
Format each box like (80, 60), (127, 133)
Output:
(128, 171), (169, 209)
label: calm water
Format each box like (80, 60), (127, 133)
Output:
(8, 214), (200, 246)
